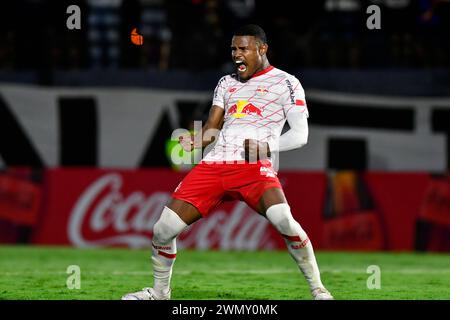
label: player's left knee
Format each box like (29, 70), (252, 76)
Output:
(266, 203), (307, 238)
(266, 203), (294, 232)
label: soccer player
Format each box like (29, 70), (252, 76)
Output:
(122, 24), (333, 300)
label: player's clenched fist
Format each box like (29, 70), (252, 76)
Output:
(179, 133), (194, 152)
(244, 139), (271, 162)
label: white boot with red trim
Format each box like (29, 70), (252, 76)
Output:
(121, 287), (171, 300)
(312, 287), (334, 300)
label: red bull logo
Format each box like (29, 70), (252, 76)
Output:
(256, 86), (268, 96)
(228, 100), (262, 118)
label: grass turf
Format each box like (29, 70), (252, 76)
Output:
(0, 245), (449, 300)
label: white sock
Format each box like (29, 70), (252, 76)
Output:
(151, 206), (187, 296)
(266, 203), (324, 291)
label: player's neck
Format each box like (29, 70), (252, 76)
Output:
(254, 61), (271, 76)
(239, 61), (271, 82)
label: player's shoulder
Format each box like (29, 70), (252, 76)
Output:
(216, 73), (239, 86)
(273, 67), (301, 85)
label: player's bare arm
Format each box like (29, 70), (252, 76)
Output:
(179, 105), (224, 151)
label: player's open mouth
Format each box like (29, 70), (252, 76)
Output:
(235, 60), (247, 72)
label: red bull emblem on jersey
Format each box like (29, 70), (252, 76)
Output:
(256, 86), (269, 96)
(228, 100), (263, 118)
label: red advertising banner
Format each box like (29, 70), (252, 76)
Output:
(32, 169), (327, 250)
(0, 174), (42, 226)
(30, 168), (448, 251)
(418, 175), (450, 227)
(323, 211), (385, 250)
(363, 173), (431, 251)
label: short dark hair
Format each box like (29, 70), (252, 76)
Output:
(233, 24), (267, 44)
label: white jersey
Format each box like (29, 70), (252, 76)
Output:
(203, 66), (309, 162)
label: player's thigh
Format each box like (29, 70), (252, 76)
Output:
(256, 187), (287, 217)
(167, 198), (203, 225)
(171, 164), (225, 218)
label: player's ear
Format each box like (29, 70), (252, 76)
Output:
(259, 43), (268, 56)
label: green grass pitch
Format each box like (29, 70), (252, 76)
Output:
(1, 245), (449, 300)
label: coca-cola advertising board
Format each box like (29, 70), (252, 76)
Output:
(32, 169), (326, 249)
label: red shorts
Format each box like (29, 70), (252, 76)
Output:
(172, 160), (282, 216)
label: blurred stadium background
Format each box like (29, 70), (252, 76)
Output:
(0, 0), (449, 299)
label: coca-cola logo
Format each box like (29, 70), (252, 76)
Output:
(68, 173), (168, 247)
(68, 172), (276, 249)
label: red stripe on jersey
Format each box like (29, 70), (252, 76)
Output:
(295, 99), (305, 106)
(251, 65), (275, 79)
(158, 250), (177, 259)
(281, 233), (302, 242)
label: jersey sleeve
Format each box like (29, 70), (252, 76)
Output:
(212, 76), (227, 109)
(281, 75), (309, 118)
